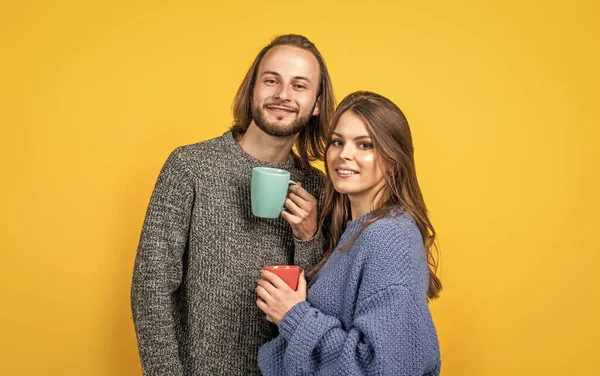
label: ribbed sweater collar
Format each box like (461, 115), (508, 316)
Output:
(344, 211), (376, 237)
(220, 131), (297, 171)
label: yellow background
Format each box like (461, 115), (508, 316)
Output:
(1, 0), (598, 374)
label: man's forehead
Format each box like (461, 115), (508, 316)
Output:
(258, 45), (320, 80)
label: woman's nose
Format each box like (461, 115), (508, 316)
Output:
(339, 144), (354, 160)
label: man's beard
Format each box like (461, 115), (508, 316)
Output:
(251, 102), (315, 137)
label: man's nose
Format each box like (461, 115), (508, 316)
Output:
(275, 84), (292, 101)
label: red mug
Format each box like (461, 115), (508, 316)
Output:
(262, 265), (301, 291)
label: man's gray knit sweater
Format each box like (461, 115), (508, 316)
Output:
(131, 131), (325, 375)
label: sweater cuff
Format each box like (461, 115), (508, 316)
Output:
(293, 231), (318, 243)
(293, 234), (323, 269)
(279, 301), (311, 342)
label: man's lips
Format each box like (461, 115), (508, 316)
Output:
(265, 105), (298, 114)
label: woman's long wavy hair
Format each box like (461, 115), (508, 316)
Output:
(309, 91), (442, 300)
(230, 34), (336, 165)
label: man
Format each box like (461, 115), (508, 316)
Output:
(131, 34), (335, 375)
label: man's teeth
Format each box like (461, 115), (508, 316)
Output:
(338, 169), (358, 175)
(269, 107), (294, 113)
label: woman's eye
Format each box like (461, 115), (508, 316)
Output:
(330, 140), (342, 147)
(359, 142), (373, 149)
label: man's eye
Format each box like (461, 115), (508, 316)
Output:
(265, 79), (277, 84)
(293, 84), (307, 90)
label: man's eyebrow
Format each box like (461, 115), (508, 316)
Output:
(260, 70), (281, 77)
(293, 76), (312, 83)
(259, 71), (312, 83)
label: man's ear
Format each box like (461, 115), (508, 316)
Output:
(312, 96), (321, 116)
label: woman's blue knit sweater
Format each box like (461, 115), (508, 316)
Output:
(258, 211), (441, 375)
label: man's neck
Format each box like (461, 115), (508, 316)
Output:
(237, 122), (298, 164)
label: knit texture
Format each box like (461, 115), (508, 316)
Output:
(131, 131), (325, 376)
(258, 212), (441, 375)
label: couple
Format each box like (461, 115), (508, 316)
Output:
(131, 34), (441, 376)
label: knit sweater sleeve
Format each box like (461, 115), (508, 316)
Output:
(260, 288), (432, 376)
(291, 167), (325, 272)
(293, 234), (324, 272)
(131, 148), (194, 376)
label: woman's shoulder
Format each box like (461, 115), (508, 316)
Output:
(359, 211), (423, 250)
(353, 211), (428, 292)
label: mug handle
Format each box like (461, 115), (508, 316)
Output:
(282, 180), (298, 211)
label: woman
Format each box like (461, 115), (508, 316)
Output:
(256, 91), (442, 375)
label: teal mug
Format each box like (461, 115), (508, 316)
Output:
(251, 167), (297, 218)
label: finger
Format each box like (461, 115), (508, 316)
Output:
(256, 298), (269, 314)
(288, 184), (315, 201)
(280, 210), (301, 226)
(266, 315), (273, 323)
(261, 269), (291, 290)
(256, 278), (278, 296)
(255, 284), (273, 302)
(280, 209), (294, 224)
(284, 197), (305, 217)
(287, 191), (311, 211)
